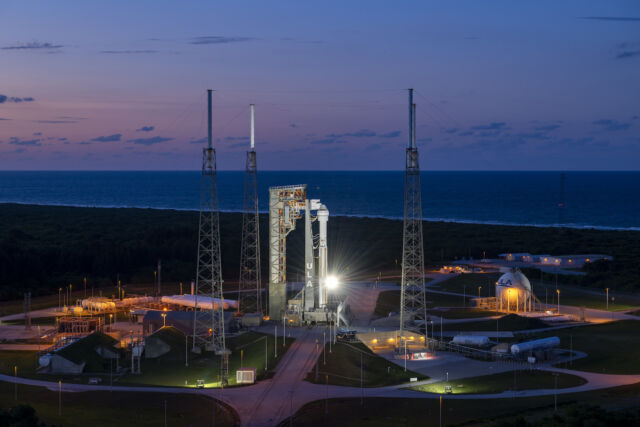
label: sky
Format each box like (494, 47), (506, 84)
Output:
(0, 1), (639, 170)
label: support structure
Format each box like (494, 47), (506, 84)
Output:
(193, 89), (228, 384)
(399, 89), (427, 338)
(268, 185), (307, 318)
(238, 104), (262, 314)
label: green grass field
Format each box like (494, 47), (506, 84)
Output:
(287, 381), (640, 427)
(305, 342), (427, 387)
(0, 381), (238, 426)
(429, 308), (500, 319)
(374, 290), (467, 318)
(118, 331), (293, 387)
(431, 273), (501, 297)
(533, 320), (640, 374)
(442, 313), (549, 332)
(411, 370), (586, 394)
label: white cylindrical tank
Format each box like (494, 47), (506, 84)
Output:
(71, 306), (83, 315)
(510, 336), (560, 354)
(451, 335), (490, 347)
(160, 294), (238, 310)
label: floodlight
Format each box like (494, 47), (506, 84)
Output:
(326, 275), (339, 290)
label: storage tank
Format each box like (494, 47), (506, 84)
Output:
(510, 336), (560, 354)
(451, 335), (491, 347)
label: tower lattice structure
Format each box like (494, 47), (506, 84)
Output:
(399, 89), (427, 338)
(193, 89), (228, 384)
(238, 104), (262, 314)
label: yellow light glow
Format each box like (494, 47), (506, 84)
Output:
(372, 338), (378, 344)
(387, 338), (394, 343)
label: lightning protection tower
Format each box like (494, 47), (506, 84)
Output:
(238, 104), (262, 314)
(399, 89), (427, 339)
(193, 89), (228, 384)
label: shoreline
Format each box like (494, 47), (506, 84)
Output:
(1, 201), (638, 232)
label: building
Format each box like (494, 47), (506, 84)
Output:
(42, 332), (121, 374)
(496, 269), (533, 313)
(498, 253), (612, 268)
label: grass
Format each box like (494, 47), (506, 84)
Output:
(533, 320), (640, 374)
(411, 370), (587, 394)
(0, 351), (39, 377)
(305, 342), (427, 387)
(429, 308), (500, 319)
(0, 381), (238, 426)
(431, 273), (501, 297)
(374, 290), (467, 318)
(118, 331), (294, 387)
(286, 381), (640, 427)
(442, 314), (550, 332)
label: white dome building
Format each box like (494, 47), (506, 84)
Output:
(496, 269), (533, 313)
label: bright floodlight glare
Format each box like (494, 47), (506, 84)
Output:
(326, 275), (339, 290)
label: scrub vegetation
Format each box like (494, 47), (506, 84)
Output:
(0, 203), (638, 309)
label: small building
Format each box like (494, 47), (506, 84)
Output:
(144, 326), (186, 360)
(46, 332), (120, 374)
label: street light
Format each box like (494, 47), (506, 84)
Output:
(478, 286), (482, 298)
(556, 289), (560, 314)
(606, 288), (609, 310)
(109, 314), (113, 331)
(161, 307), (168, 327)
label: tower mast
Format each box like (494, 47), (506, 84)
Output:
(238, 104), (262, 314)
(399, 89), (427, 340)
(193, 89), (228, 384)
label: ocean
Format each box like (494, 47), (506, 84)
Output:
(0, 171), (638, 231)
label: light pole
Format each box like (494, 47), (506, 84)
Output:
(161, 313), (167, 328)
(109, 313), (113, 332)
(275, 325), (278, 358)
(612, 297), (615, 319)
(185, 334), (189, 367)
(14, 365), (17, 400)
(84, 277), (87, 298)
(606, 288), (609, 310)
(404, 338), (407, 372)
(58, 380), (62, 416)
(283, 315), (286, 348)
(478, 286), (482, 298)
(556, 289), (560, 314)
(58, 288), (62, 312)
(323, 331), (326, 365)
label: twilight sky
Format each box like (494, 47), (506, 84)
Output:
(1, 1), (639, 170)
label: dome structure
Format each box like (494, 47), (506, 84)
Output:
(497, 269), (531, 293)
(495, 268), (533, 313)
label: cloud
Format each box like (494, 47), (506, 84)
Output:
(592, 119), (630, 131)
(380, 130), (401, 138)
(36, 120), (77, 124)
(616, 50), (640, 59)
(534, 124), (561, 131)
(0, 117), (10, 121)
(136, 126), (155, 132)
(290, 123), (297, 128)
(100, 50), (158, 54)
(459, 131), (474, 136)
(470, 122), (508, 131)
(9, 137), (41, 146)
(0, 95), (35, 103)
(189, 36), (257, 45)
(581, 17), (640, 22)
(33, 132), (42, 136)
(189, 137), (208, 144)
(516, 132), (550, 140)
(58, 137), (68, 141)
(445, 128), (458, 134)
(326, 129), (376, 138)
(2, 41), (63, 50)
(224, 136), (250, 142)
(127, 136), (174, 145)
(310, 138), (347, 145)
(91, 134), (122, 142)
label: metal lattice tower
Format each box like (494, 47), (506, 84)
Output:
(399, 89), (427, 338)
(238, 104), (262, 314)
(193, 89), (228, 384)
